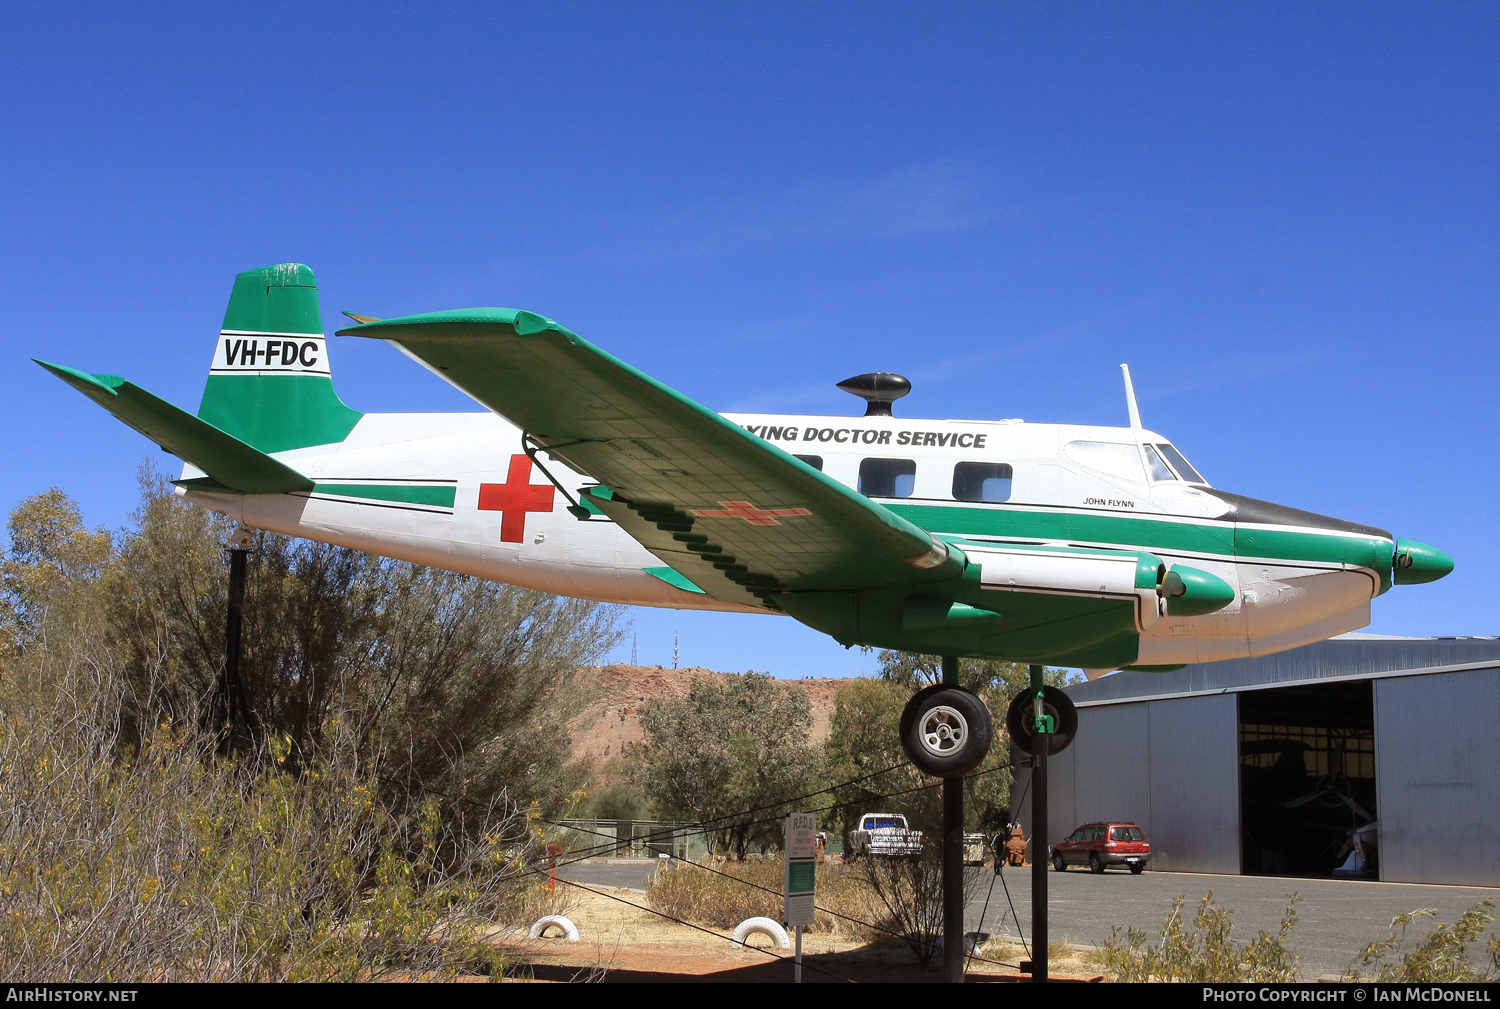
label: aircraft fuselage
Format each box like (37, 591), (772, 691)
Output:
(184, 406), (1395, 674)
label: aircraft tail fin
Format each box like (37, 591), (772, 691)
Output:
(198, 263), (362, 453)
(36, 361), (314, 494)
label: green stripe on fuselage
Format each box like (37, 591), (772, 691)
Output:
(313, 483), (457, 508)
(885, 502), (1390, 570)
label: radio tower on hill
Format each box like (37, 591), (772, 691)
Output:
(673, 632), (679, 670)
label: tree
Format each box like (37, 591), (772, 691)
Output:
(0, 488), (112, 655)
(633, 672), (821, 857)
(98, 464), (623, 817)
(586, 785), (648, 821)
(0, 484), (556, 981)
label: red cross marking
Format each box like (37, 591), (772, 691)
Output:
(478, 455), (556, 543)
(687, 500), (814, 526)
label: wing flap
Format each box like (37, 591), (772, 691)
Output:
(586, 491), (777, 609)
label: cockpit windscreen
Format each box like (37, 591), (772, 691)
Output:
(1157, 443), (1207, 484)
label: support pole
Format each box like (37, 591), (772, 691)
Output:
(941, 654), (964, 984)
(1029, 662), (1048, 983)
(217, 536), (249, 749)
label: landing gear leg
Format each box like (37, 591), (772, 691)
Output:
(214, 527), (252, 753)
(941, 654), (963, 985)
(1029, 663), (1049, 984)
(899, 656), (992, 983)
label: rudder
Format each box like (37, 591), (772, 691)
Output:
(198, 263), (362, 453)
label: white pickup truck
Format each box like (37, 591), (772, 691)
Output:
(845, 813), (924, 859)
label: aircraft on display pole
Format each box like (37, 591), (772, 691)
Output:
(40, 263), (1452, 680)
(39, 262), (1454, 980)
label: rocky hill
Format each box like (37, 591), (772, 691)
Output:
(568, 665), (854, 786)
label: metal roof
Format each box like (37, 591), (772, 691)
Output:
(1066, 636), (1500, 708)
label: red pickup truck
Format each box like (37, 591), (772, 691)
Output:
(1049, 822), (1151, 874)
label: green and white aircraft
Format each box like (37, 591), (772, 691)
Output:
(40, 263), (1453, 678)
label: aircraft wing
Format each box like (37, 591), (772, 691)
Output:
(338, 309), (961, 607)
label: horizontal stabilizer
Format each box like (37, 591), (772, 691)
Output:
(36, 360), (314, 495)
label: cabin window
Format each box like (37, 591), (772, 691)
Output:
(859, 458), (916, 498)
(1143, 444), (1176, 482)
(793, 454), (824, 472)
(952, 462), (1013, 502)
(1063, 441), (1146, 484)
(1157, 443), (1207, 484)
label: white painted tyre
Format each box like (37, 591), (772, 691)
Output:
(529, 914), (580, 941)
(730, 916), (791, 949)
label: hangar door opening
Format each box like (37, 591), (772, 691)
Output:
(1238, 681), (1377, 877)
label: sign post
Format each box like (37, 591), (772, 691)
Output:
(784, 812), (817, 983)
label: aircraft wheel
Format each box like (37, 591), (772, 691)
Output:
(899, 684), (993, 778)
(1006, 686), (1079, 756)
(1052, 853), (1066, 872)
(1089, 853), (1105, 874)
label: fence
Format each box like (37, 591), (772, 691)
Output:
(553, 819), (712, 862)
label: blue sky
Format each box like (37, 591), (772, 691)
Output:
(3, 2), (1495, 676)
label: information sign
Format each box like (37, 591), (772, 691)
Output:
(783, 812), (816, 928)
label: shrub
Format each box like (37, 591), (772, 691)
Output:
(0, 479), (608, 980)
(646, 857), (877, 940)
(850, 855), (945, 963)
(0, 639), (548, 980)
(1346, 899), (1500, 982)
(1102, 892), (1301, 983)
(104, 467), (622, 818)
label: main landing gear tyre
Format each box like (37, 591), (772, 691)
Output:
(899, 684), (994, 778)
(1089, 852), (1105, 874)
(1052, 853), (1067, 872)
(1005, 686), (1079, 757)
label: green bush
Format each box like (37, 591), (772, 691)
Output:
(103, 467), (621, 817)
(1102, 892), (1301, 982)
(0, 640), (553, 980)
(0, 479), (606, 980)
(1346, 899), (1500, 982)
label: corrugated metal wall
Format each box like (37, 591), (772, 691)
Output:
(1026, 643), (1500, 883)
(1375, 669), (1500, 886)
(1017, 693), (1240, 873)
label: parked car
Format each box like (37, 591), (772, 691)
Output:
(1049, 822), (1150, 874)
(846, 813), (924, 858)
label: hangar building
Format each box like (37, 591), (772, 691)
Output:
(1013, 636), (1500, 886)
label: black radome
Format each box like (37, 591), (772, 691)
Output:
(837, 372), (911, 417)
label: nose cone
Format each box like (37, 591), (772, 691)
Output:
(1394, 539), (1454, 585)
